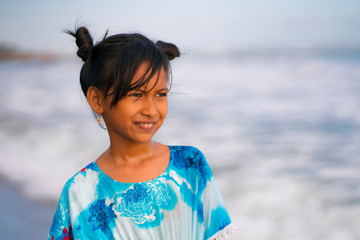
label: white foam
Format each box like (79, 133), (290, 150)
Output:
(1, 54), (360, 239)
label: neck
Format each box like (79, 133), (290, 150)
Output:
(105, 133), (156, 166)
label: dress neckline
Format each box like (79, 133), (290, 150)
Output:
(93, 145), (173, 184)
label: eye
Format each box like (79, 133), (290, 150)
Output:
(129, 93), (142, 98)
(157, 92), (168, 97)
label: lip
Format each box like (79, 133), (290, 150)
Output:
(134, 121), (158, 130)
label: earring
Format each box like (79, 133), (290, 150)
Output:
(96, 113), (102, 124)
(95, 113), (107, 130)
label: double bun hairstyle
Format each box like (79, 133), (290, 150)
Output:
(66, 26), (180, 108)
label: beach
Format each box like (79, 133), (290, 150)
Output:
(0, 51), (359, 239)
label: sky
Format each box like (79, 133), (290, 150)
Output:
(0, 0), (359, 53)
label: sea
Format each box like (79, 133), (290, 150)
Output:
(0, 49), (359, 240)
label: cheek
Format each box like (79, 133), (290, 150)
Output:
(104, 105), (133, 126)
(161, 101), (168, 118)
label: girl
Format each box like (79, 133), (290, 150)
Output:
(48, 26), (235, 240)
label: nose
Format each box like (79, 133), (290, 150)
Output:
(141, 97), (158, 118)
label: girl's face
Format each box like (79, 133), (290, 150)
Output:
(101, 62), (168, 145)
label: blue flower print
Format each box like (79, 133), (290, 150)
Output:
(49, 199), (70, 238)
(127, 184), (150, 202)
(88, 199), (116, 233)
(50, 207), (63, 237)
(173, 147), (212, 184)
(172, 146), (197, 169)
(113, 180), (171, 225)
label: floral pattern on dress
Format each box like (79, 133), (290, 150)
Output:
(87, 199), (116, 233)
(50, 226), (72, 240)
(48, 146), (232, 239)
(49, 196), (72, 240)
(113, 179), (171, 225)
(50, 207), (64, 237)
(79, 168), (87, 178)
(52, 226), (72, 240)
(172, 146), (212, 191)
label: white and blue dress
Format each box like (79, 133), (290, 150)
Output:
(48, 146), (235, 240)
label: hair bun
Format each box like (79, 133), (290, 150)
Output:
(66, 27), (94, 62)
(156, 41), (180, 60)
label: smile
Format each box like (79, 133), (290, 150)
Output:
(139, 123), (153, 127)
(135, 122), (157, 130)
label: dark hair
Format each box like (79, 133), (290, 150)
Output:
(65, 26), (180, 108)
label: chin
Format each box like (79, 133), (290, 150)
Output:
(131, 135), (156, 144)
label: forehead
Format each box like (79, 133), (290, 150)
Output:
(131, 62), (168, 90)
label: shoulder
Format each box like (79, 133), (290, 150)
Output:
(169, 145), (208, 166)
(58, 162), (101, 209)
(169, 145), (214, 195)
(169, 145), (205, 158)
(62, 162), (100, 191)
(169, 145), (212, 176)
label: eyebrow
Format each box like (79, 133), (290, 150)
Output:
(129, 87), (169, 93)
(157, 88), (169, 92)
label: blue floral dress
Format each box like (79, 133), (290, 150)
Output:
(48, 146), (234, 240)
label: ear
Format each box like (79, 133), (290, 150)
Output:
(87, 86), (105, 114)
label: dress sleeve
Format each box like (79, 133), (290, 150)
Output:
(48, 182), (73, 240)
(200, 154), (236, 240)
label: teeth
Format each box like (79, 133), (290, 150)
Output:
(140, 123), (153, 127)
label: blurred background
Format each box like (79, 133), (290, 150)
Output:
(1, 0), (360, 239)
